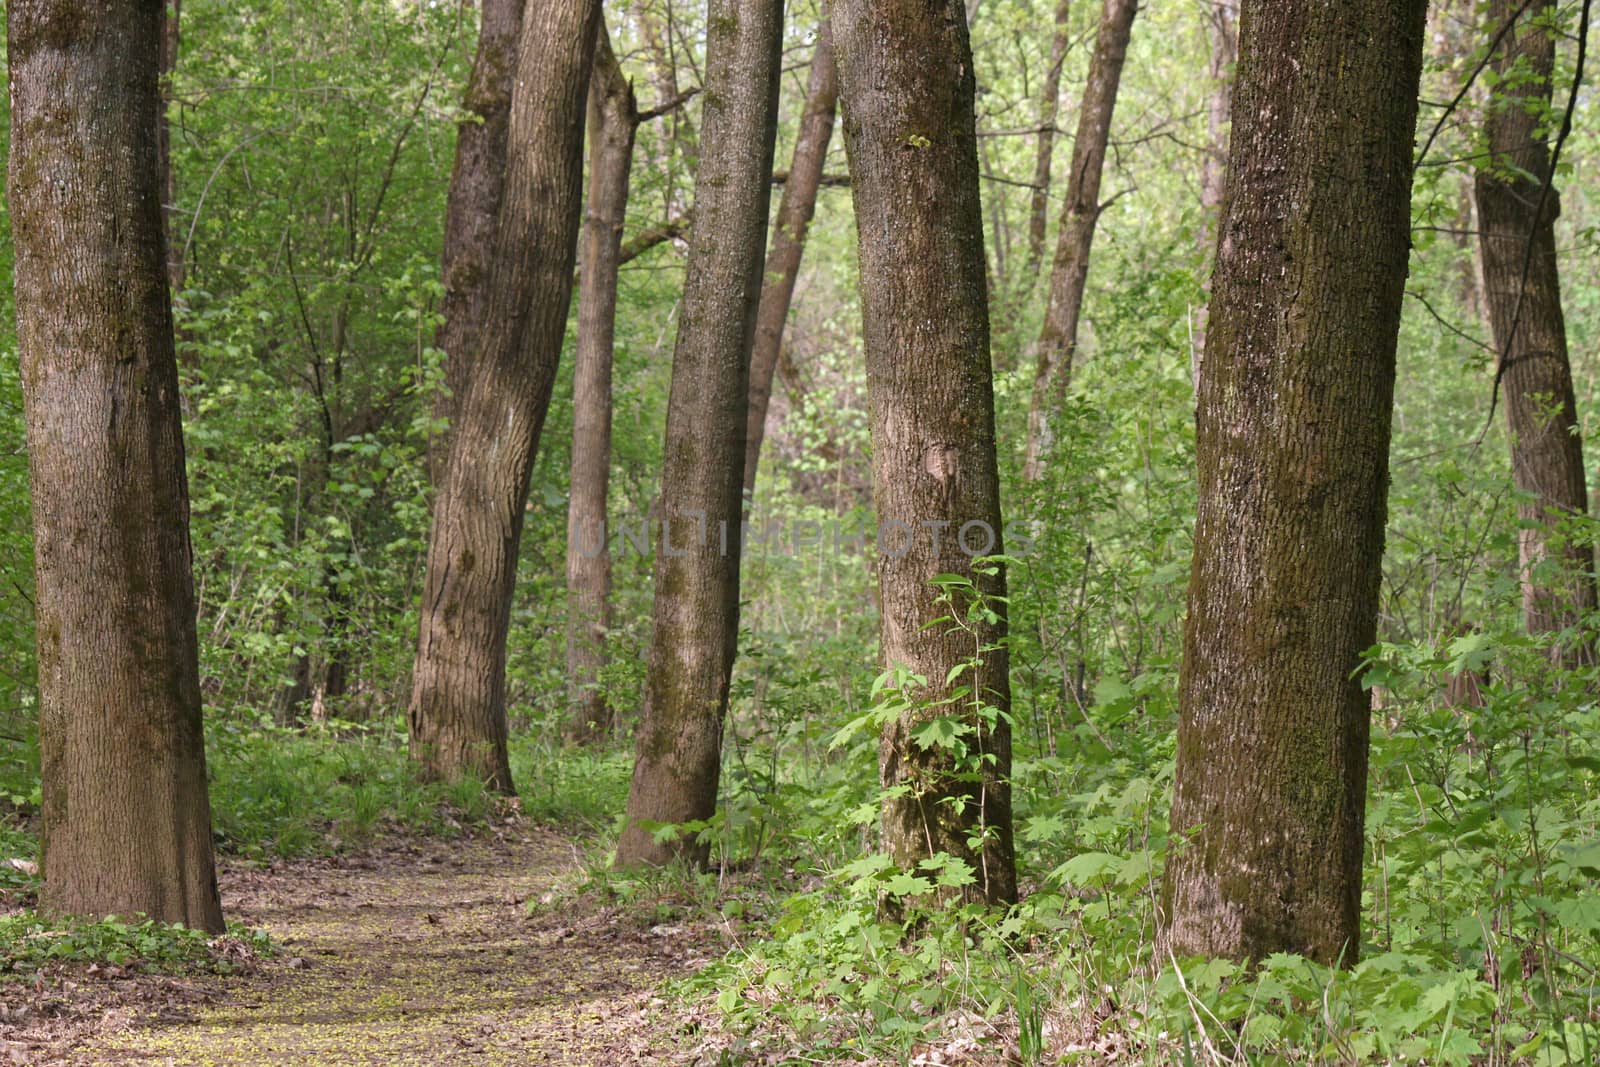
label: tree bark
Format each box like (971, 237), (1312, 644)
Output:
(1473, 0), (1597, 651)
(428, 0), (525, 487)
(743, 22), (839, 500)
(1021, 0), (1137, 481)
(1191, 0), (1236, 387)
(9, 0), (224, 932)
(832, 0), (1017, 907)
(158, 0), (184, 299)
(616, 0), (784, 868)
(566, 25), (637, 745)
(1022, 0), (1072, 286)
(1161, 0), (1427, 965)
(408, 0), (601, 791)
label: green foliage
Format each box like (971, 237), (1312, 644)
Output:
(0, 913), (272, 980)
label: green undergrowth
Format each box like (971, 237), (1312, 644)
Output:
(0, 912), (274, 980)
(206, 715), (497, 857)
(675, 620), (1600, 1066)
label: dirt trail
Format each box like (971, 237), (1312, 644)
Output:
(57, 830), (715, 1065)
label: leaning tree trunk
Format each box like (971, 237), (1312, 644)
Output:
(427, 0), (525, 486)
(1021, 0), (1137, 481)
(566, 25), (637, 745)
(1161, 0), (1427, 965)
(616, 0), (784, 869)
(408, 0), (601, 791)
(742, 21), (839, 500)
(832, 0), (1018, 907)
(9, 0), (224, 932)
(1474, 0), (1597, 653)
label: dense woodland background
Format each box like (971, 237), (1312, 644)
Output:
(3, 0), (1600, 1062)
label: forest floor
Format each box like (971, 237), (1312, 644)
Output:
(3, 822), (735, 1065)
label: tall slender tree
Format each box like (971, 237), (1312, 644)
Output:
(566, 25), (637, 744)
(616, 0), (784, 868)
(1021, 0), (1073, 287)
(9, 0), (224, 931)
(408, 0), (601, 790)
(832, 0), (1017, 906)
(743, 22), (840, 499)
(1474, 0), (1596, 653)
(1161, 0), (1427, 965)
(428, 0), (525, 486)
(1022, 0), (1138, 481)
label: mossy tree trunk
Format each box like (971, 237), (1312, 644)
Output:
(1473, 0), (1597, 653)
(1021, 0), (1137, 481)
(9, 0), (224, 932)
(427, 0), (525, 487)
(832, 0), (1017, 906)
(408, 0), (600, 791)
(616, 0), (784, 869)
(742, 21), (838, 500)
(565, 25), (637, 745)
(1161, 0), (1427, 966)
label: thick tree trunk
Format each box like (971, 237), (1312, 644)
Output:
(1190, 0), (1236, 386)
(9, 0), (224, 932)
(428, 0), (525, 486)
(566, 26), (637, 745)
(743, 22), (839, 500)
(832, 0), (1017, 907)
(408, 0), (601, 791)
(1022, 0), (1072, 286)
(1022, 0), (1137, 481)
(616, 0), (784, 868)
(1161, 0), (1426, 965)
(1474, 0), (1597, 651)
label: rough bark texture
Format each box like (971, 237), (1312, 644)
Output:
(1191, 0), (1236, 386)
(742, 22), (839, 500)
(566, 26), (637, 744)
(616, 0), (784, 869)
(1021, 0), (1137, 481)
(158, 0), (183, 298)
(1474, 0), (1597, 649)
(409, 0), (601, 791)
(9, 0), (224, 932)
(428, 0), (525, 486)
(1022, 0), (1072, 285)
(832, 0), (1017, 906)
(1161, 0), (1427, 965)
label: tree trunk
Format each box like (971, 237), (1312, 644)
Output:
(428, 0), (525, 487)
(9, 0), (224, 932)
(158, 0), (184, 299)
(832, 0), (1018, 907)
(1021, 0), (1137, 481)
(1474, 0), (1597, 652)
(566, 25), (637, 745)
(1190, 0), (1236, 387)
(408, 0), (601, 791)
(615, 0), (784, 869)
(743, 22), (839, 500)
(1161, 0), (1427, 965)
(1022, 0), (1072, 286)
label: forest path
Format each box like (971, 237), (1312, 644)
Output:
(68, 829), (713, 1065)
